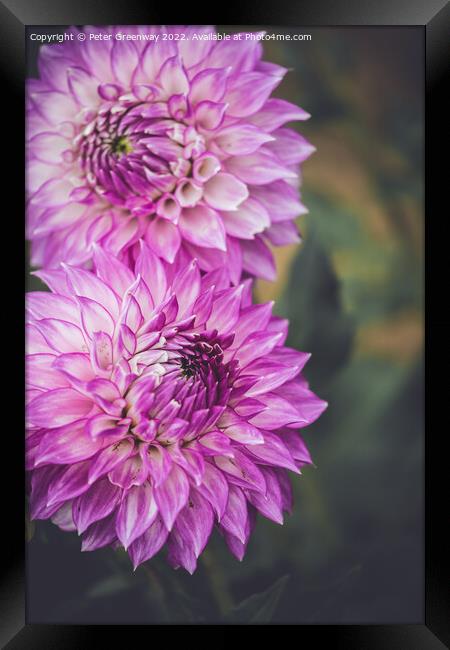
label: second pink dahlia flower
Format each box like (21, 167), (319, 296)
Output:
(27, 25), (314, 281)
(26, 242), (326, 572)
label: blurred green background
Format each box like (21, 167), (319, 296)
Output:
(27, 27), (424, 623)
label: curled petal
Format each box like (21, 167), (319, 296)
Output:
(73, 477), (121, 534)
(81, 513), (118, 552)
(129, 516), (168, 570)
(116, 482), (158, 549)
(28, 388), (92, 428)
(179, 205), (226, 251)
(88, 438), (134, 485)
(154, 464), (190, 531)
(167, 490), (214, 574)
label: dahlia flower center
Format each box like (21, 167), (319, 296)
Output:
(110, 134), (133, 156)
(77, 97), (214, 218)
(123, 330), (238, 446)
(179, 337), (226, 381)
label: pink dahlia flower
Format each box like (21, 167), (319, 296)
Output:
(27, 25), (314, 282)
(26, 243), (326, 572)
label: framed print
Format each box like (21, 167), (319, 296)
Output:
(0, 1), (447, 646)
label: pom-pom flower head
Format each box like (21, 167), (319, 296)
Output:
(26, 243), (327, 572)
(27, 25), (314, 281)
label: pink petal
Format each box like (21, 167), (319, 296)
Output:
(249, 393), (309, 430)
(116, 482), (158, 549)
(157, 55), (189, 97)
(118, 323), (137, 358)
(215, 123), (274, 156)
(144, 445), (173, 488)
(223, 420), (264, 445)
(86, 413), (126, 439)
(224, 235), (243, 286)
(26, 353), (69, 390)
(30, 90), (78, 125)
(33, 318), (88, 354)
(225, 72), (282, 118)
(32, 178), (74, 209)
(249, 98), (310, 132)
(167, 489), (214, 574)
(145, 217), (181, 263)
(110, 40), (139, 86)
(265, 221), (301, 246)
(26, 323), (53, 355)
(266, 128), (316, 165)
(27, 292), (79, 324)
(38, 50), (73, 92)
(28, 388), (92, 428)
(198, 431), (233, 456)
(241, 237), (276, 282)
(129, 516), (168, 570)
(32, 268), (71, 296)
(29, 464), (66, 519)
(237, 331), (284, 368)
(67, 66), (101, 106)
(167, 446), (205, 487)
(252, 180), (307, 222)
(72, 477), (121, 534)
(154, 464), (190, 531)
(171, 259), (201, 317)
(215, 450), (266, 494)
(196, 461), (229, 520)
(194, 101), (227, 130)
(30, 203), (86, 238)
(178, 28), (214, 68)
(77, 296), (115, 339)
(206, 285), (243, 334)
(88, 438), (134, 484)
(135, 240), (166, 305)
(226, 148), (297, 185)
(108, 455), (147, 490)
(137, 41), (177, 83)
(203, 173), (248, 211)
(233, 397), (266, 419)
(245, 431), (299, 473)
(91, 331), (114, 372)
(63, 264), (120, 320)
(206, 38), (262, 74)
(53, 352), (95, 383)
(92, 244), (134, 297)
(35, 419), (104, 466)
(221, 197), (269, 239)
(220, 485), (248, 543)
(246, 466), (284, 524)
(47, 460), (90, 507)
(274, 468), (294, 512)
(266, 316), (289, 344)
(51, 501), (76, 531)
(81, 513), (118, 551)
(245, 364), (303, 398)
(189, 68), (227, 105)
(279, 430), (313, 466)
(179, 205), (226, 251)
(103, 217), (139, 255)
(29, 131), (70, 165)
(232, 302), (274, 347)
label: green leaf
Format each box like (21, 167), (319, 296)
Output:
(285, 227), (355, 388)
(225, 575), (289, 623)
(86, 574), (133, 599)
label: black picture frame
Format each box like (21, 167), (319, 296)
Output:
(1, 1), (447, 646)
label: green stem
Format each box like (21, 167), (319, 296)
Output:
(201, 547), (234, 617)
(143, 564), (169, 622)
